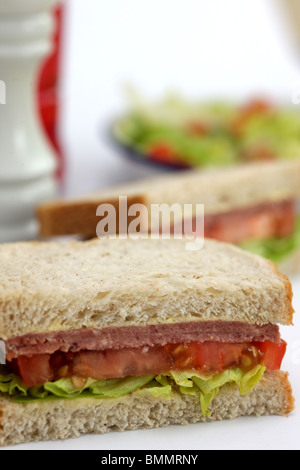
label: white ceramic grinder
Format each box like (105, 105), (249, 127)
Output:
(0, 0), (59, 242)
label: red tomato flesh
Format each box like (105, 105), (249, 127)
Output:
(174, 200), (296, 244)
(230, 99), (273, 137)
(17, 354), (54, 388)
(186, 121), (210, 136)
(13, 340), (287, 388)
(204, 202), (296, 243)
(70, 347), (174, 380)
(241, 99), (273, 118)
(148, 143), (179, 164)
(254, 340), (287, 371)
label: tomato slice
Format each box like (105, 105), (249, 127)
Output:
(230, 99), (273, 136)
(12, 339), (287, 387)
(254, 340), (287, 371)
(70, 343), (257, 381)
(148, 143), (178, 164)
(17, 354), (54, 388)
(243, 146), (276, 163)
(241, 99), (273, 117)
(187, 121), (210, 136)
(70, 347), (173, 380)
(204, 200), (296, 244)
(175, 200), (296, 244)
(167, 343), (256, 374)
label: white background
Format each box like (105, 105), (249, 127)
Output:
(60, 0), (300, 197)
(8, 0), (300, 450)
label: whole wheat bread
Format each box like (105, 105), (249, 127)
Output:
(0, 238), (293, 340)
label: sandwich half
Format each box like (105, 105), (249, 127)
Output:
(37, 161), (300, 275)
(0, 238), (294, 447)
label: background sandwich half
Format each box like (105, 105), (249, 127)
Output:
(37, 160), (300, 276)
(0, 238), (294, 447)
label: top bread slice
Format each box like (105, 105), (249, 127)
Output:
(0, 238), (293, 340)
(37, 160), (300, 238)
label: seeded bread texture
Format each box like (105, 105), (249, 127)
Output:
(0, 370), (294, 447)
(0, 238), (293, 340)
(37, 160), (300, 238)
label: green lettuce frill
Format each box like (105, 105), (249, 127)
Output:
(0, 365), (266, 417)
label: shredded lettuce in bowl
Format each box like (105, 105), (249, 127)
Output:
(0, 365), (266, 417)
(112, 94), (300, 168)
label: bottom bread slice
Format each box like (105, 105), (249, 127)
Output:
(0, 370), (294, 447)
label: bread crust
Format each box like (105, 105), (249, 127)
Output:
(37, 195), (147, 238)
(263, 257), (295, 326)
(0, 370), (294, 447)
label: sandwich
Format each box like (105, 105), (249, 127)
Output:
(0, 238), (294, 447)
(38, 160), (300, 275)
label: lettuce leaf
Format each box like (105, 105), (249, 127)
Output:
(240, 216), (300, 264)
(200, 389), (220, 416)
(0, 365), (266, 417)
(0, 373), (27, 396)
(43, 375), (155, 399)
(88, 376), (156, 398)
(239, 365), (266, 396)
(113, 96), (300, 168)
(137, 384), (172, 400)
(44, 377), (98, 399)
(169, 366), (266, 417)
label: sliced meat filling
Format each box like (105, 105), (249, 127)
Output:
(172, 199), (296, 244)
(2, 322), (286, 388)
(5, 321), (280, 360)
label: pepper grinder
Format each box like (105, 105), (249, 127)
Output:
(0, 0), (59, 242)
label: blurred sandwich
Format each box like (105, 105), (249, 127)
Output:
(38, 161), (300, 275)
(0, 238), (294, 446)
